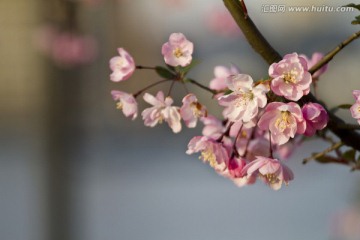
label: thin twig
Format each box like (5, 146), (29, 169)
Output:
(186, 78), (218, 95)
(133, 79), (172, 98)
(303, 142), (344, 164)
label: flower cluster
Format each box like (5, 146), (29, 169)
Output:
(109, 33), (331, 190)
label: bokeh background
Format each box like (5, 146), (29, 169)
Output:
(1, 0), (360, 240)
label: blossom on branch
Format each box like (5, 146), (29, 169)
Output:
(109, 48), (135, 82)
(111, 90), (138, 120)
(209, 64), (240, 92)
(258, 102), (305, 145)
(180, 93), (207, 128)
(161, 33), (194, 67)
(302, 103), (328, 136)
(269, 53), (312, 101)
(242, 156), (294, 190)
(218, 74), (268, 123)
(350, 90), (360, 125)
(142, 91), (182, 133)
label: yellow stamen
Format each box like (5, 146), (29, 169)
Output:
(116, 102), (123, 110)
(283, 69), (298, 84)
(200, 148), (217, 167)
(275, 111), (291, 132)
(173, 48), (183, 58)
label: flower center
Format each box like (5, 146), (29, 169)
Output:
(173, 47), (183, 58)
(116, 101), (123, 110)
(264, 173), (278, 184)
(234, 91), (254, 107)
(283, 69), (298, 84)
(275, 111), (291, 132)
(200, 148), (217, 167)
(190, 102), (205, 117)
(358, 106), (360, 112)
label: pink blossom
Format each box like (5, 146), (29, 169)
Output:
(242, 156), (294, 190)
(142, 91), (182, 133)
(275, 136), (302, 160)
(258, 102), (305, 145)
(109, 48), (135, 82)
(269, 53), (312, 101)
(350, 90), (360, 125)
(186, 136), (229, 169)
(300, 52), (328, 79)
(218, 74), (268, 122)
(200, 115), (225, 139)
(180, 93), (207, 128)
(246, 137), (270, 161)
(209, 64), (240, 91)
(111, 90), (138, 120)
(161, 33), (194, 67)
(302, 103), (328, 136)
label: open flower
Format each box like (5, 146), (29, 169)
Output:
(180, 93), (207, 128)
(302, 103), (328, 136)
(161, 33), (194, 67)
(109, 48), (135, 82)
(111, 90), (138, 120)
(350, 90), (360, 125)
(218, 74), (268, 122)
(227, 157), (256, 187)
(242, 156), (294, 190)
(209, 64), (240, 91)
(200, 115), (225, 139)
(258, 102), (305, 145)
(186, 136), (229, 170)
(269, 53), (312, 101)
(142, 91), (181, 133)
(300, 52), (328, 79)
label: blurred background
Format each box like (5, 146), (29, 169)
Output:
(1, 0), (360, 240)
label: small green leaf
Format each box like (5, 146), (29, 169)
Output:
(344, 3), (360, 11)
(343, 149), (356, 162)
(330, 104), (352, 113)
(351, 15), (360, 25)
(223, 89), (233, 95)
(177, 59), (200, 75)
(155, 66), (176, 79)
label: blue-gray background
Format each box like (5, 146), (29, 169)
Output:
(1, 0), (360, 240)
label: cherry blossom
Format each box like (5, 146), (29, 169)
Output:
(218, 74), (268, 122)
(109, 48), (136, 82)
(258, 102), (305, 145)
(200, 115), (225, 139)
(350, 90), (360, 125)
(302, 103), (329, 136)
(269, 53), (312, 101)
(111, 90), (138, 120)
(161, 33), (194, 67)
(180, 93), (207, 128)
(186, 136), (229, 170)
(209, 64), (240, 91)
(242, 156), (294, 190)
(227, 157), (256, 187)
(142, 91), (181, 133)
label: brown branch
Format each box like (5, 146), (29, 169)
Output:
(303, 142), (343, 164)
(309, 31), (360, 75)
(223, 0), (360, 151)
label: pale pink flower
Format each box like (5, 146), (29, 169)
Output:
(242, 156), (294, 190)
(246, 137), (270, 161)
(200, 115), (225, 139)
(302, 103), (328, 136)
(111, 90), (138, 120)
(209, 64), (240, 91)
(218, 74), (268, 122)
(229, 121), (255, 156)
(180, 93), (207, 128)
(350, 90), (360, 125)
(300, 52), (328, 79)
(109, 48), (135, 82)
(186, 136), (229, 169)
(269, 53), (312, 101)
(142, 91), (181, 133)
(161, 33), (194, 67)
(258, 102), (305, 145)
